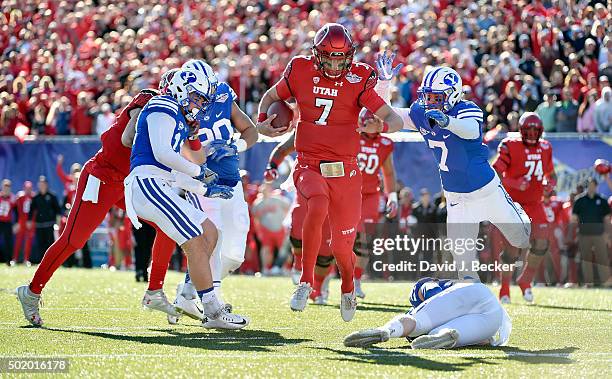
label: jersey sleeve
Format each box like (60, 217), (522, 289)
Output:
(131, 89), (158, 109)
(276, 57), (298, 100)
(493, 139), (512, 173)
(228, 85), (238, 101)
(146, 96), (179, 118)
(455, 103), (484, 124)
(358, 69), (386, 113)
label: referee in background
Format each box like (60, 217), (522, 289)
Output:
(571, 178), (612, 287)
(28, 176), (61, 264)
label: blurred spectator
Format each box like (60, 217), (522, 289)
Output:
(535, 93), (557, 132)
(577, 90), (600, 133)
(28, 176), (61, 264)
(0, 179), (14, 264)
(95, 103), (115, 136)
(593, 86), (612, 133)
(555, 87), (579, 132)
(46, 96), (72, 135)
(571, 178), (611, 287)
(0, 0), (609, 136)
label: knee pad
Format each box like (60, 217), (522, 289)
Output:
(316, 254), (335, 268)
(500, 250), (518, 264)
(531, 240), (549, 256)
(290, 235), (302, 249)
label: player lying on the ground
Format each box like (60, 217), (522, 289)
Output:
(493, 112), (557, 304)
(167, 59), (273, 328)
(343, 277), (511, 349)
(258, 23), (403, 322)
(124, 66), (248, 329)
(371, 52), (531, 280)
(16, 72), (183, 327)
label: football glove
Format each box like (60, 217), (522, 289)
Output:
(208, 139), (238, 162)
(385, 192), (399, 219)
(375, 51), (403, 81)
(425, 109), (450, 128)
(204, 184), (234, 199)
(195, 164), (219, 185)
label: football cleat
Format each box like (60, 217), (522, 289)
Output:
(522, 288), (534, 303)
(344, 328), (390, 347)
(411, 328), (459, 349)
(354, 279), (366, 299)
(202, 300), (248, 330)
(290, 282), (312, 312)
(142, 289), (180, 317)
(174, 293), (204, 321)
(499, 295), (511, 304)
(340, 291), (357, 322)
(16, 285), (43, 327)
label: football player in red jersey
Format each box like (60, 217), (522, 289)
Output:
(259, 23), (403, 320)
(354, 111), (398, 299)
(12, 181), (34, 265)
(492, 112), (557, 304)
(16, 71), (190, 327)
(539, 188), (568, 285)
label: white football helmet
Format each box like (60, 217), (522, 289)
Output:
(158, 68), (179, 94)
(167, 67), (217, 122)
(418, 66), (463, 112)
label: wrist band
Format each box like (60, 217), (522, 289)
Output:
(382, 122), (389, 133)
(258, 113), (267, 122)
(188, 138), (202, 150)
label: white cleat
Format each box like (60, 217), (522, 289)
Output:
(344, 328), (390, 347)
(142, 289), (180, 317)
(291, 268), (301, 286)
(174, 294), (204, 321)
(411, 328), (459, 349)
(16, 285), (43, 327)
(523, 288), (534, 303)
(500, 295), (511, 304)
(290, 282), (312, 312)
(203, 302), (248, 330)
(354, 279), (366, 299)
(340, 291), (357, 322)
(313, 295), (327, 305)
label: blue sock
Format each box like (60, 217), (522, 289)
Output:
(184, 271), (191, 283)
(197, 287), (214, 302)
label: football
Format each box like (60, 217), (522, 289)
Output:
(267, 100), (294, 129)
(594, 158), (611, 175)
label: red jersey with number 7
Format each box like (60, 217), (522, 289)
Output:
(494, 137), (554, 205)
(358, 134), (394, 194)
(275, 56), (386, 162)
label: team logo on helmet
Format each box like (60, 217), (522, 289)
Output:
(180, 71), (197, 84)
(443, 73), (459, 86)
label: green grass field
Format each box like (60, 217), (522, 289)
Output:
(0, 266), (611, 378)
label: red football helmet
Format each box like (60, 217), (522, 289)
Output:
(312, 23), (356, 79)
(519, 112), (543, 146)
(594, 159), (611, 175)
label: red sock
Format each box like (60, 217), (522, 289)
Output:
(354, 266), (363, 280)
(334, 250), (356, 294)
(147, 230), (177, 291)
(499, 272), (512, 298)
(293, 252), (302, 271)
(517, 266), (536, 291)
(311, 272), (326, 300)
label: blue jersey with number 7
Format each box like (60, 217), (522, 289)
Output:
(409, 100), (494, 193)
(197, 82), (241, 185)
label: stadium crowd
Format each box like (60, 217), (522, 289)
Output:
(0, 0), (611, 137)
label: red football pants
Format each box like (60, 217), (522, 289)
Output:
(29, 163), (175, 294)
(294, 159), (361, 293)
(13, 220), (34, 262)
